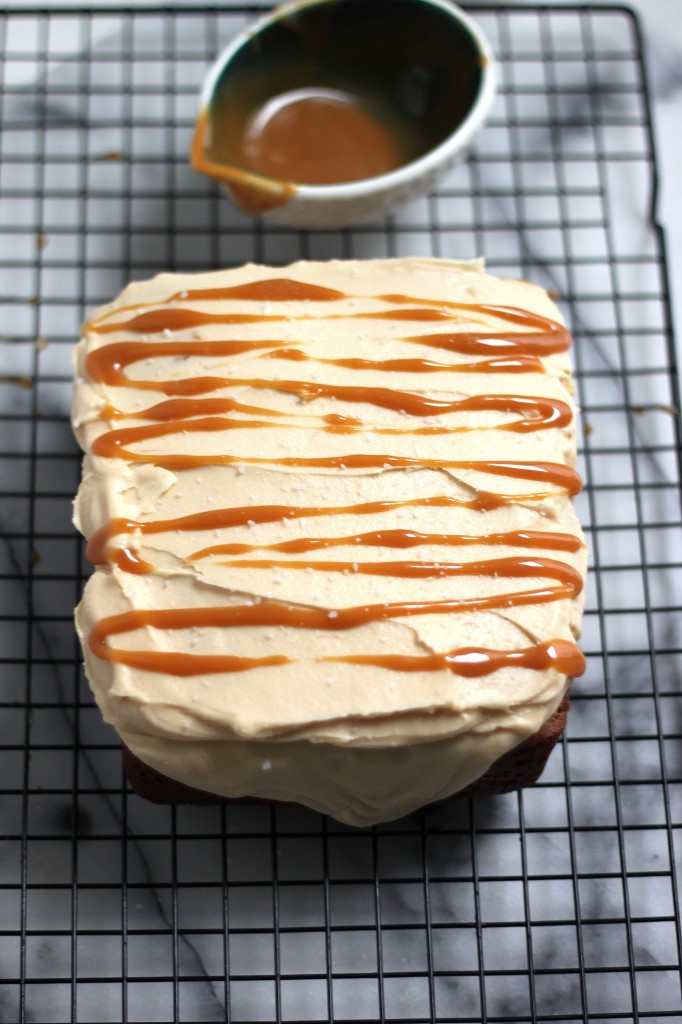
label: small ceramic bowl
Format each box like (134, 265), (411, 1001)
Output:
(191, 0), (496, 229)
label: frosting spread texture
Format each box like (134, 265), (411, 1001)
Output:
(73, 258), (586, 825)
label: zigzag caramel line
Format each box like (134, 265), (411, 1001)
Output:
(265, 351), (546, 374)
(90, 389), (572, 478)
(86, 341), (548, 393)
(325, 638), (585, 678)
(89, 413), (583, 484)
(101, 391), (572, 432)
(84, 337), (552, 393)
(96, 553), (583, 600)
(206, 555), (583, 595)
(88, 603), (585, 678)
(92, 525), (584, 577)
(85, 320), (565, 390)
(86, 635), (585, 680)
(190, 527), (584, 560)
(85, 277), (570, 349)
(87, 505), (583, 570)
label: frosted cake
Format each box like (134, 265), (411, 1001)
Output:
(73, 259), (586, 826)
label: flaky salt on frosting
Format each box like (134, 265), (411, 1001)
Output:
(73, 258), (586, 825)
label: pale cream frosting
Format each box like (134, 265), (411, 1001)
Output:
(73, 258), (586, 826)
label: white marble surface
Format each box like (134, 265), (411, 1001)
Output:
(1, 3), (682, 1022)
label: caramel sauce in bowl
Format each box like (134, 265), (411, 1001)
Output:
(190, 0), (496, 228)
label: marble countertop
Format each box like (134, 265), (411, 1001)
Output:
(1, 3), (681, 1022)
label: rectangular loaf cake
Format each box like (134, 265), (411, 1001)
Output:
(73, 259), (586, 826)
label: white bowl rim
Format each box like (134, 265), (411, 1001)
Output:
(197, 0), (497, 202)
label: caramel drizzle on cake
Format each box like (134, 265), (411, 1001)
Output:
(83, 277), (585, 680)
(89, 606), (584, 678)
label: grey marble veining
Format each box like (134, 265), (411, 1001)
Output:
(1, 3), (682, 1022)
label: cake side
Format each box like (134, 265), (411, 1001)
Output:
(121, 693), (570, 808)
(72, 258), (586, 825)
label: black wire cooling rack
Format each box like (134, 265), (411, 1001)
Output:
(1, 3), (681, 1022)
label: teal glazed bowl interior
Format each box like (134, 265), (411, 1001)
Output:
(191, 0), (496, 227)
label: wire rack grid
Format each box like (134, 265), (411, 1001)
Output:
(0, 3), (681, 1022)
